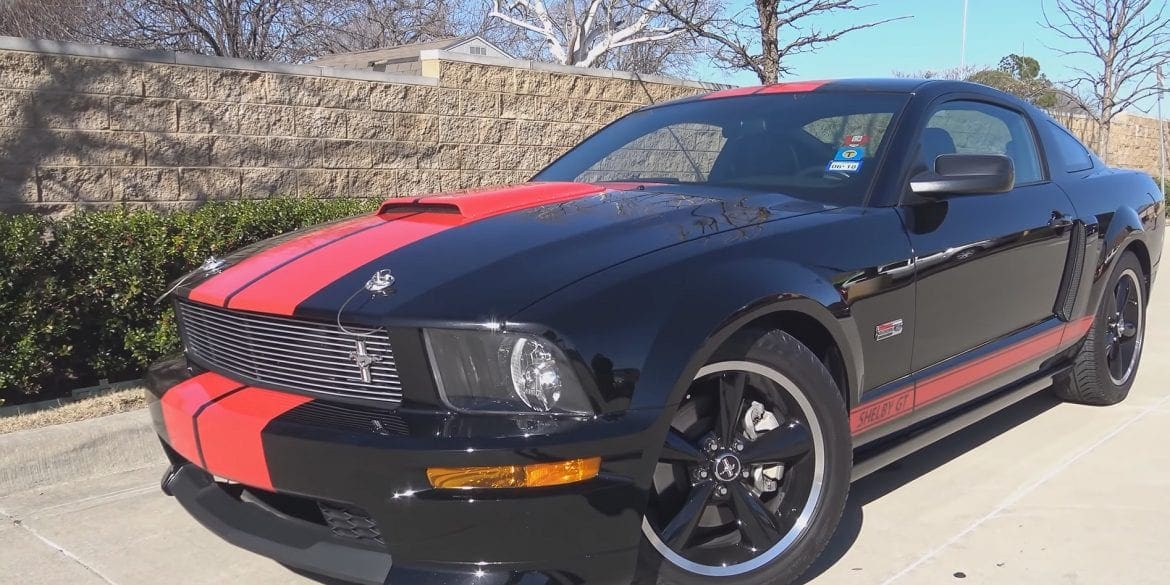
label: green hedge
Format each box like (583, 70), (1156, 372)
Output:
(0, 198), (378, 404)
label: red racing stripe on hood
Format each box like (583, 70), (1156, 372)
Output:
(188, 215), (384, 307)
(196, 387), (311, 491)
(224, 182), (606, 316)
(158, 372), (246, 466)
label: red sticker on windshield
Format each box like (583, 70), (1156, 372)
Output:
(843, 134), (869, 147)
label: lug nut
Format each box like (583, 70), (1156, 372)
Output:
(698, 470), (709, 479)
(733, 440), (745, 451)
(741, 470), (751, 479)
(717, 485), (728, 496)
(705, 438), (719, 452)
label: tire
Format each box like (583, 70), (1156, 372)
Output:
(637, 330), (851, 585)
(1054, 251), (1147, 406)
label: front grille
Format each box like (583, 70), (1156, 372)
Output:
(176, 300), (403, 405)
(318, 502), (385, 545)
(280, 400), (410, 436)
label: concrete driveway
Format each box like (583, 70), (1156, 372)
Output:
(5, 251), (1170, 585)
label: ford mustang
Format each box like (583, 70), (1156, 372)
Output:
(147, 78), (1163, 585)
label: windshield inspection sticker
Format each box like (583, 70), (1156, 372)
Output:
(827, 160), (862, 172)
(827, 147), (864, 172)
(833, 147), (865, 161)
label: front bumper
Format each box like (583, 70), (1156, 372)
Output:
(146, 357), (661, 584)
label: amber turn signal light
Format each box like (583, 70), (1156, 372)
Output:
(426, 457), (601, 489)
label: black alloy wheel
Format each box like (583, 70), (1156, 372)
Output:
(1054, 250), (1147, 406)
(1105, 267), (1144, 386)
(640, 331), (851, 584)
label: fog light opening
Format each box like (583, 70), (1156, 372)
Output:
(426, 457), (601, 489)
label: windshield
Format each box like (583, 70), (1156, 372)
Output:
(534, 92), (910, 206)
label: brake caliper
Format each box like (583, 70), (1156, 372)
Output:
(743, 401), (784, 493)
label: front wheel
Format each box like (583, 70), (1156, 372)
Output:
(638, 331), (851, 585)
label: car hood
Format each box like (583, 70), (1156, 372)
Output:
(177, 182), (834, 323)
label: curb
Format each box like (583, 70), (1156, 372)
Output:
(0, 408), (165, 494)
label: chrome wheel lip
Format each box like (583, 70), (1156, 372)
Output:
(1107, 268), (1144, 387)
(642, 360), (827, 577)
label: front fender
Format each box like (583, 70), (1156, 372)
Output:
(515, 236), (859, 415)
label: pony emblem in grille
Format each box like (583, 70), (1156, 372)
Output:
(176, 301), (402, 405)
(348, 339), (383, 384)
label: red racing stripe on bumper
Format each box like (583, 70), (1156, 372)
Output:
(196, 387), (312, 491)
(158, 372), (246, 466)
(188, 216), (383, 307)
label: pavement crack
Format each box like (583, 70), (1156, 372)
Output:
(0, 505), (120, 585)
(879, 391), (1170, 585)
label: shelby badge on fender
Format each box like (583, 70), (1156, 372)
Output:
(147, 78), (1163, 585)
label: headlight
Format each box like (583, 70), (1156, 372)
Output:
(424, 328), (593, 415)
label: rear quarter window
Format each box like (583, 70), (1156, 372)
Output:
(1047, 122), (1094, 172)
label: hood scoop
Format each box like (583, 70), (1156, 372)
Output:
(377, 182), (606, 220)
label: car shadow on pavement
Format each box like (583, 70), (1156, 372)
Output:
(798, 391), (1064, 583)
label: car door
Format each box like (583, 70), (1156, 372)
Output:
(899, 97), (1077, 372)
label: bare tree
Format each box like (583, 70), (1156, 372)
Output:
(892, 64), (982, 81)
(85, 0), (329, 62)
(592, 34), (704, 75)
(0, 0), (113, 42)
(660, 0), (908, 84)
(488, 0), (688, 68)
(1042, 0), (1170, 162)
(304, 0), (468, 54)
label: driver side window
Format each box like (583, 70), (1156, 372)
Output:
(923, 101), (1045, 185)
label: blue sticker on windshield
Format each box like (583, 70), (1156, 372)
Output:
(827, 161), (862, 173)
(833, 147), (865, 162)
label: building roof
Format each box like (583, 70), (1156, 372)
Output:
(311, 36), (510, 68)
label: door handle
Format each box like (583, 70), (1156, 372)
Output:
(1049, 211), (1074, 229)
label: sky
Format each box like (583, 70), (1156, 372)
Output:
(690, 0), (1167, 116)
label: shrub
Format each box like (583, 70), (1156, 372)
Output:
(0, 198), (378, 403)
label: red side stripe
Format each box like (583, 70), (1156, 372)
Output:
(850, 317), (1095, 435)
(226, 183), (607, 316)
(195, 387), (312, 491)
(914, 327), (1064, 407)
(849, 384), (914, 434)
(158, 372), (244, 465)
(1061, 315), (1095, 347)
(188, 216), (383, 307)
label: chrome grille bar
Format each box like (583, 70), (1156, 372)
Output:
(176, 300), (403, 404)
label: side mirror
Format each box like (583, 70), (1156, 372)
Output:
(910, 154), (1015, 196)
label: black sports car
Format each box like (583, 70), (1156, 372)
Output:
(147, 78), (1163, 585)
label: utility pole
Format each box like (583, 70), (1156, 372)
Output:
(960, 0), (969, 70)
(1158, 64), (1166, 198)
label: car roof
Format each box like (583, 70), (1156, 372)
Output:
(655, 78), (1003, 108)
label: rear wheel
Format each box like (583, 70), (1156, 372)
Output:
(638, 331), (851, 585)
(1054, 251), (1147, 405)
